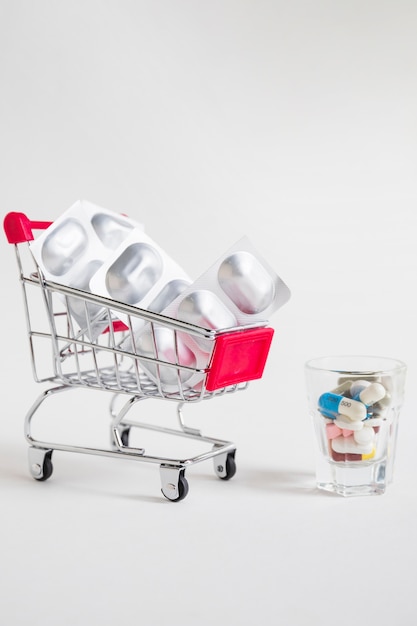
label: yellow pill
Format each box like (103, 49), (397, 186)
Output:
(362, 448), (376, 460)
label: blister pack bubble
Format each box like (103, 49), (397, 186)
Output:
(28, 199), (145, 339)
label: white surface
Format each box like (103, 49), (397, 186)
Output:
(1, 2), (416, 624)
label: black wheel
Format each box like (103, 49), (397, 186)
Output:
(175, 473), (189, 502)
(161, 471), (189, 502)
(219, 452), (236, 481)
(34, 451), (53, 482)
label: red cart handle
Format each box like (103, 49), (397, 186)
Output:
(3, 212), (52, 244)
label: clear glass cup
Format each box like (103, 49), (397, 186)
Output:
(305, 356), (407, 496)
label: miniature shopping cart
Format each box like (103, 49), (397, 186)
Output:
(4, 212), (274, 501)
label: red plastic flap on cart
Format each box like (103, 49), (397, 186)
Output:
(103, 320), (129, 334)
(3, 212), (52, 244)
(205, 327), (274, 391)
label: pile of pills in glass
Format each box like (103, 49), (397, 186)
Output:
(318, 379), (388, 462)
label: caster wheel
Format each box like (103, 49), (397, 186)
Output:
(214, 450), (236, 480)
(171, 473), (189, 502)
(29, 449), (53, 481)
(160, 468), (189, 502)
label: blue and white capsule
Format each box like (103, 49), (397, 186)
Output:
(318, 392), (367, 422)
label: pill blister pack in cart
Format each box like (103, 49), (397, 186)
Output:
(122, 236), (291, 392)
(318, 379), (391, 462)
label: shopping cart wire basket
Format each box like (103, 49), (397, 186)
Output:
(4, 211), (274, 501)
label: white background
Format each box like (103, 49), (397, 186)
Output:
(1, 1), (416, 624)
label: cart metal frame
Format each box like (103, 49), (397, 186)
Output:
(4, 211), (273, 501)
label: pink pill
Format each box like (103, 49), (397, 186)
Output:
(326, 423), (341, 439)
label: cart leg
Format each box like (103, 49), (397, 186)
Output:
(109, 394), (132, 449)
(213, 448), (237, 480)
(160, 465), (189, 502)
(28, 447), (54, 481)
(110, 395), (145, 453)
(110, 424), (131, 449)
